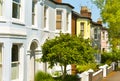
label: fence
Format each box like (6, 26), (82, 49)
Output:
(78, 64), (114, 81)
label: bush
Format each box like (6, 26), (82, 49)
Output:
(76, 63), (98, 72)
(35, 71), (55, 81)
(101, 52), (116, 65)
(54, 75), (78, 81)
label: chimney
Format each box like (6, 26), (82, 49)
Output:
(97, 18), (102, 25)
(80, 6), (88, 17)
(80, 6), (91, 18)
(54, 0), (62, 3)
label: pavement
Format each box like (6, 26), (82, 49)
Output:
(102, 71), (120, 81)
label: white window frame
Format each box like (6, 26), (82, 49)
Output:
(12, 0), (25, 24)
(11, 44), (20, 81)
(66, 12), (69, 31)
(12, 0), (21, 19)
(44, 5), (48, 30)
(56, 9), (63, 31)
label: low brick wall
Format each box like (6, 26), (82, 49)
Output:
(92, 69), (103, 81)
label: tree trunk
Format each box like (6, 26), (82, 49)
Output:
(62, 64), (67, 80)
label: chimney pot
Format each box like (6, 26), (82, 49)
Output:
(97, 18), (102, 25)
(54, 0), (62, 3)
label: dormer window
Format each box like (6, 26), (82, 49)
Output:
(12, 0), (21, 19)
(56, 10), (62, 30)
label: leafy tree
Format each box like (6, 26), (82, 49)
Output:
(40, 33), (95, 79)
(92, 0), (120, 51)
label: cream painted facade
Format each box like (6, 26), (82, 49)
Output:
(76, 18), (91, 39)
(0, 0), (73, 81)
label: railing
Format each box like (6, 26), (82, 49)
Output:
(78, 64), (115, 81)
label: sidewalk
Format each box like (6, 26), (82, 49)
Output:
(102, 71), (120, 81)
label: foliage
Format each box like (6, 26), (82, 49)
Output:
(54, 75), (78, 81)
(40, 33), (95, 79)
(76, 63), (98, 73)
(92, 0), (120, 51)
(52, 71), (62, 77)
(101, 52), (113, 65)
(35, 71), (55, 81)
(101, 51), (120, 65)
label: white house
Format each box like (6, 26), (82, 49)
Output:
(0, 0), (73, 81)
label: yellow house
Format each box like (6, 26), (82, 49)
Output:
(76, 18), (91, 39)
(76, 6), (92, 39)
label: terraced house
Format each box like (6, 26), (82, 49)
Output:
(0, 0), (73, 81)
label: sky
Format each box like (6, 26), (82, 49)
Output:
(62, 0), (101, 22)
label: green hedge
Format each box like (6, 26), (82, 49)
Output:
(35, 71), (55, 81)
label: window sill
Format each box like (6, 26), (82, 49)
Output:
(0, 16), (7, 23)
(43, 27), (49, 32)
(12, 18), (25, 26)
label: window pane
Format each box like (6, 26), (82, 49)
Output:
(44, 6), (47, 27)
(56, 21), (61, 29)
(81, 23), (84, 30)
(32, 0), (36, 25)
(56, 10), (62, 29)
(12, 2), (20, 18)
(11, 45), (19, 80)
(12, 45), (18, 62)
(66, 13), (69, 30)
(32, 13), (35, 25)
(94, 29), (97, 39)
(11, 63), (19, 80)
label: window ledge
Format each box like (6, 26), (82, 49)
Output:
(43, 27), (49, 32)
(12, 18), (25, 26)
(0, 16), (7, 23)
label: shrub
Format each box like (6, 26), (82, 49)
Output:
(76, 63), (98, 73)
(35, 71), (55, 81)
(101, 52), (115, 65)
(54, 75), (78, 81)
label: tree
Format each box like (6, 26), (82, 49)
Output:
(92, 0), (120, 51)
(40, 33), (95, 79)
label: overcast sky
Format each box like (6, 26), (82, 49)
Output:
(62, 0), (101, 22)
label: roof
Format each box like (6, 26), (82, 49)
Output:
(72, 11), (92, 20)
(50, 0), (74, 9)
(91, 21), (102, 26)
